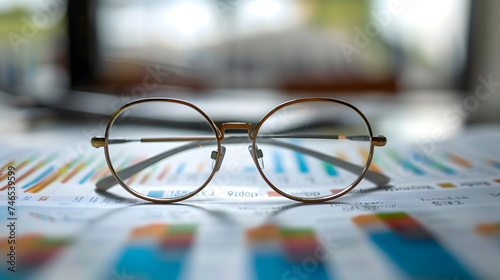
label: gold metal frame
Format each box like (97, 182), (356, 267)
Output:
(92, 97), (388, 203)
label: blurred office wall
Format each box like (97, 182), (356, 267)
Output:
(92, 0), (470, 92)
(0, 0), (68, 101)
(468, 0), (500, 123)
(2, 0), (499, 124)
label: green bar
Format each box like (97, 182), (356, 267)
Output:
(280, 228), (314, 237)
(376, 212), (408, 220)
(168, 224), (197, 234)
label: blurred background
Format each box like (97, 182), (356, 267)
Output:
(0, 0), (499, 142)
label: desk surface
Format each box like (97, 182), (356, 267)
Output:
(1, 95), (500, 280)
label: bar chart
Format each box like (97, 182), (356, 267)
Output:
(353, 212), (473, 279)
(109, 223), (196, 280)
(247, 224), (329, 280)
(1, 142), (500, 205)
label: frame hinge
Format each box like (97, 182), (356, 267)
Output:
(372, 135), (387, 147)
(91, 137), (106, 148)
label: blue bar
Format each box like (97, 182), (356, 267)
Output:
(492, 160), (500, 169)
(22, 166), (54, 189)
(295, 152), (308, 173)
(79, 168), (96, 184)
(176, 163), (186, 174)
(413, 153), (455, 175)
(323, 162), (337, 176)
(114, 245), (185, 280)
(370, 232), (473, 279)
(273, 153), (284, 173)
(147, 190), (164, 198)
(253, 249), (329, 280)
(244, 166), (255, 173)
(388, 150), (425, 175)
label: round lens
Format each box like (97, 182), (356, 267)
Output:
(253, 99), (372, 200)
(106, 100), (219, 200)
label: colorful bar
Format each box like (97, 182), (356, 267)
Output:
(447, 153), (472, 168)
(147, 190), (165, 198)
(61, 156), (95, 184)
(61, 162), (86, 184)
(112, 224), (196, 280)
(488, 160), (500, 169)
(1, 153), (56, 191)
(359, 148), (383, 173)
(22, 166), (55, 189)
(353, 212), (473, 279)
(475, 223), (500, 235)
(122, 157), (146, 185)
(26, 159), (79, 194)
(90, 165), (110, 182)
(387, 150), (424, 175)
(244, 166), (255, 173)
(176, 163), (186, 175)
(273, 152), (284, 174)
(336, 151), (347, 161)
(82, 155), (130, 185)
(438, 183), (456, 188)
(79, 164), (101, 184)
(197, 162), (206, 173)
(323, 162), (337, 176)
(0, 233), (68, 275)
(158, 165), (171, 180)
(295, 152), (308, 173)
(0, 160), (15, 174)
(330, 189), (343, 195)
(413, 153), (455, 175)
(126, 173), (139, 185)
(247, 224), (329, 280)
(1, 156), (35, 181)
(140, 166), (158, 184)
(267, 191), (281, 197)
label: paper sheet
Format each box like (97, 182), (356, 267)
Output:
(1, 127), (500, 280)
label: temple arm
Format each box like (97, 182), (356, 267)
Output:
(92, 135), (389, 190)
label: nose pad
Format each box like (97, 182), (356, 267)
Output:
(248, 145), (264, 169)
(211, 146), (226, 172)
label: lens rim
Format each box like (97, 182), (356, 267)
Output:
(251, 97), (375, 203)
(103, 98), (222, 203)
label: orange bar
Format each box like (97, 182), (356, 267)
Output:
(381, 217), (420, 230)
(0, 160), (15, 174)
(1, 162), (41, 191)
(1, 154), (56, 191)
(158, 165), (171, 181)
(124, 157), (146, 185)
(140, 169), (154, 184)
(352, 214), (380, 226)
(267, 191), (281, 197)
(0, 160), (16, 180)
(359, 148), (382, 173)
(27, 159), (77, 193)
(247, 224), (280, 241)
(449, 153), (472, 168)
(90, 165), (108, 181)
(330, 189), (344, 195)
(475, 223), (500, 234)
(337, 151), (347, 161)
(61, 163), (86, 183)
(130, 224), (168, 239)
(197, 162), (206, 173)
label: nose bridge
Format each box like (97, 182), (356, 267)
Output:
(220, 122), (253, 140)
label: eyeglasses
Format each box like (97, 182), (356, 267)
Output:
(91, 97), (388, 203)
